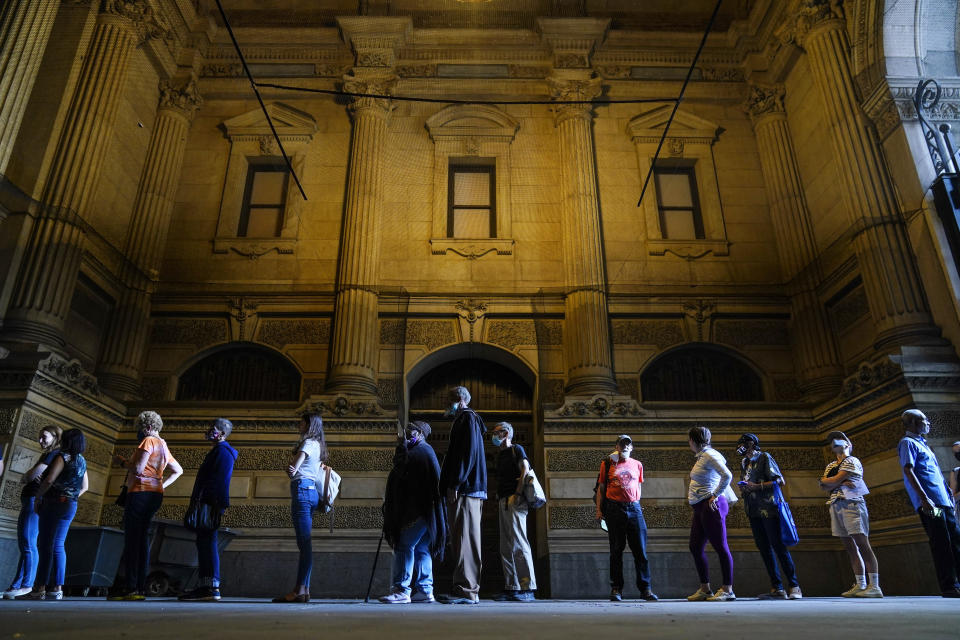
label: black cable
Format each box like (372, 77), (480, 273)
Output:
(212, 0), (308, 201)
(255, 82), (679, 106)
(636, 0), (724, 207)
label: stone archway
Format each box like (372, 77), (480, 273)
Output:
(404, 342), (541, 596)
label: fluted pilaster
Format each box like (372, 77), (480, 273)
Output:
(2, 1), (164, 348)
(746, 84), (842, 397)
(97, 78), (201, 398)
(788, 0), (936, 349)
(0, 0), (61, 175)
(549, 75), (616, 395)
(326, 74), (394, 395)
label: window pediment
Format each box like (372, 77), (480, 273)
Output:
(426, 104), (519, 142)
(627, 106), (720, 144)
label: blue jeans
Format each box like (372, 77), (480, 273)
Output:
(749, 515), (799, 589)
(604, 500), (651, 592)
(291, 479), (320, 588)
(196, 523), (223, 586)
(35, 498), (78, 588)
(390, 517), (432, 595)
(123, 491), (163, 591)
(9, 496), (40, 589)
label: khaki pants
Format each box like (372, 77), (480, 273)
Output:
(498, 496), (537, 591)
(447, 492), (483, 600)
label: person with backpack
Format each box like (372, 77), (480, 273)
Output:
(594, 434), (658, 602)
(16, 428), (88, 601)
(438, 386), (487, 605)
(736, 433), (802, 600)
(273, 411), (328, 603)
(818, 431), (881, 598)
(3, 425), (62, 600)
(179, 418), (239, 602)
(491, 422), (536, 602)
(378, 421), (446, 604)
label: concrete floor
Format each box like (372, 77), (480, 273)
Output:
(1, 597), (958, 639)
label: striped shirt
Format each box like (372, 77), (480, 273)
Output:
(823, 456), (869, 503)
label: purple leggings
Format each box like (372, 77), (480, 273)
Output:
(689, 495), (733, 586)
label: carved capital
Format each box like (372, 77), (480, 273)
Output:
(100, 0), (167, 43)
(778, 0), (845, 48)
(743, 84), (786, 122)
(158, 77), (202, 118)
(342, 72), (397, 117)
(548, 75), (602, 124)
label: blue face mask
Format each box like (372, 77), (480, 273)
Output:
(492, 435), (503, 447)
(406, 435), (419, 448)
(445, 402), (460, 417)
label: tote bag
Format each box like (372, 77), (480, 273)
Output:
(773, 481), (800, 547)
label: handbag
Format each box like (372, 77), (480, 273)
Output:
(114, 485), (128, 507)
(522, 469), (547, 509)
(319, 463), (342, 533)
(184, 497), (221, 531)
(772, 481), (800, 547)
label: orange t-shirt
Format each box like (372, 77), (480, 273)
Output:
(129, 436), (174, 493)
(598, 457), (644, 503)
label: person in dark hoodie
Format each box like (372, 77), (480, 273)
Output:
(438, 386), (487, 604)
(379, 421), (446, 604)
(178, 418), (238, 602)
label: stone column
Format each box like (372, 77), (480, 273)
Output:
(0, 0), (61, 175)
(549, 75), (617, 395)
(1, 1), (163, 348)
(97, 78), (201, 399)
(788, 0), (936, 349)
(745, 84), (843, 397)
(326, 72), (395, 395)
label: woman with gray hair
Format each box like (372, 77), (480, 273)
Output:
(110, 411), (182, 600)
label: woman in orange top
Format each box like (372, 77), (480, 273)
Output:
(111, 411), (183, 600)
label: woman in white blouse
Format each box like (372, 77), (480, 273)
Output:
(686, 426), (736, 602)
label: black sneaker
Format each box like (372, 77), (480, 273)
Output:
(493, 591), (518, 602)
(640, 589), (658, 601)
(610, 589), (622, 602)
(178, 587), (221, 602)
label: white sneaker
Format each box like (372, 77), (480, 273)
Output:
(3, 587), (32, 600)
(378, 590), (411, 604)
(706, 589), (736, 601)
(854, 585), (883, 598)
(410, 591), (435, 603)
(787, 586), (803, 600)
(45, 591), (63, 600)
(687, 588), (711, 601)
(841, 583), (865, 597)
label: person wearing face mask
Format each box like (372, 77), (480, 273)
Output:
(437, 386), (487, 604)
(898, 409), (960, 597)
(594, 434), (657, 602)
(491, 422), (536, 602)
(949, 441), (960, 513)
(686, 426), (735, 602)
(379, 421), (446, 604)
(818, 431), (880, 597)
(736, 433), (801, 600)
(179, 418), (239, 602)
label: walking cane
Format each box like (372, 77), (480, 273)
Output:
(364, 528), (385, 603)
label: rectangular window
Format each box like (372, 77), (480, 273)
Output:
(654, 167), (704, 240)
(238, 160), (289, 237)
(448, 163), (495, 238)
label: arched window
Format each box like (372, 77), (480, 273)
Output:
(177, 345), (301, 401)
(641, 345), (763, 402)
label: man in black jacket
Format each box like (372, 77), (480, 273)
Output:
(438, 386), (487, 604)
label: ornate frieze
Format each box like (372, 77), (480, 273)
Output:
(0, 407), (18, 435)
(546, 395), (643, 420)
(305, 396), (384, 418)
(379, 319), (456, 351)
(840, 359), (903, 399)
(258, 318), (331, 348)
(829, 284), (870, 333)
(714, 319), (790, 348)
(38, 354), (100, 397)
(149, 318), (227, 347)
(139, 376), (169, 401)
(611, 319), (684, 349)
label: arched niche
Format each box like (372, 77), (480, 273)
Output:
(176, 342), (302, 402)
(639, 343), (765, 402)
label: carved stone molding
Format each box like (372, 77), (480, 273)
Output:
(545, 394), (643, 419)
(379, 319), (457, 351)
(839, 359), (903, 399)
(38, 354), (100, 397)
(150, 318), (227, 347)
(429, 238), (515, 259)
(304, 395), (385, 418)
(547, 75), (603, 124)
(101, 0), (167, 43)
(778, 0), (846, 48)
(715, 319), (790, 348)
(258, 318), (331, 348)
(212, 239), (297, 260)
(611, 319), (684, 349)
(681, 299), (716, 342)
